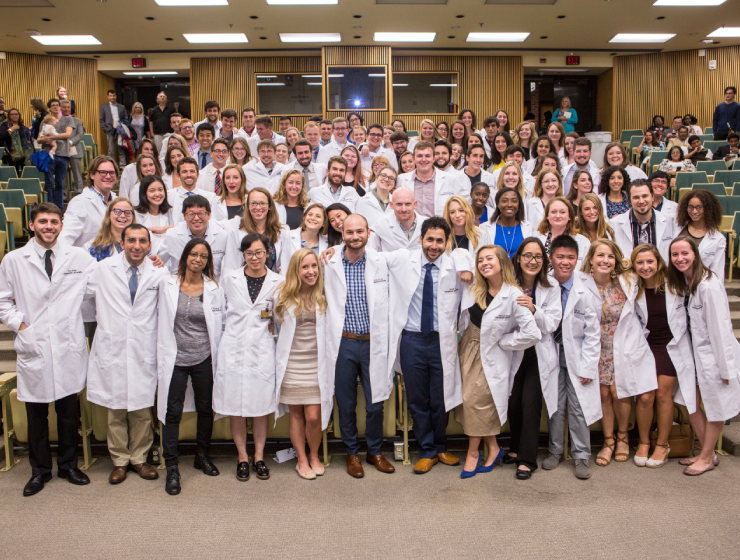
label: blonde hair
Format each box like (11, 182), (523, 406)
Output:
(229, 137), (254, 166)
(284, 127), (301, 146)
(631, 243), (667, 300)
(166, 133), (188, 155)
(496, 161), (527, 200)
(239, 187), (284, 243)
(369, 156), (392, 182)
(273, 168), (309, 208)
(91, 198), (137, 249)
(533, 169), (564, 199)
(580, 238), (633, 284)
(274, 248), (327, 322)
(537, 196), (576, 235)
(301, 203), (328, 236)
(547, 122), (566, 148)
(303, 121), (320, 133)
(419, 118), (436, 140)
(220, 164), (248, 203)
(131, 102), (145, 116)
(511, 121), (538, 146)
(576, 193), (614, 241)
(137, 153), (163, 181)
(559, 96), (572, 110)
(472, 245), (519, 309)
(443, 196), (480, 251)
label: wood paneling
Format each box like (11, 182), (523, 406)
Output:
(597, 67), (614, 133)
(0, 52), (100, 141)
(613, 45), (740, 137)
(97, 72), (115, 155)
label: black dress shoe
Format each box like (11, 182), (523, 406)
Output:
(516, 468), (532, 480)
(23, 473), (52, 497)
(58, 467), (90, 485)
(503, 453), (517, 465)
(165, 465), (181, 495)
(194, 452), (220, 476)
(252, 459), (270, 480)
(236, 461), (250, 481)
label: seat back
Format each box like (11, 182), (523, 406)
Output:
(705, 140), (728, 154)
(647, 150), (667, 172)
(0, 167), (18, 184)
(698, 134), (714, 143)
(628, 136), (643, 150)
(407, 130), (419, 138)
(620, 129), (643, 143)
(0, 189), (30, 236)
(705, 127), (713, 134)
(714, 170), (740, 189)
(20, 166), (45, 181)
(717, 196), (740, 217)
(7, 178), (44, 203)
(83, 134), (98, 158)
(696, 160), (728, 176)
(0, 204), (15, 251)
(674, 171), (709, 190)
(732, 182), (740, 197)
(691, 182), (728, 197)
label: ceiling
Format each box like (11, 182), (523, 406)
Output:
(0, 0), (737, 58)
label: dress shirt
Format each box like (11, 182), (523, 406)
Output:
(31, 238), (58, 268)
(559, 274), (574, 312)
(312, 145), (321, 162)
(196, 149), (212, 170)
(294, 162), (324, 191)
(195, 119), (222, 136)
(342, 248), (370, 334)
(399, 217), (418, 241)
(405, 253), (439, 332)
(187, 140), (200, 156)
(629, 209), (656, 248)
(413, 171), (436, 219)
(110, 103), (120, 126)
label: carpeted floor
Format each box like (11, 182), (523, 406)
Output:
(2, 447), (740, 559)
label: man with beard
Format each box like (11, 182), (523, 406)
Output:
(308, 156), (359, 211)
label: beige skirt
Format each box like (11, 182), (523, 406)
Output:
(456, 324), (502, 437)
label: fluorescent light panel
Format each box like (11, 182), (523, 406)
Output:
(124, 71), (178, 75)
(368, 74), (386, 77)
(155, 0), (228, 4)
(307, 83), (323, 86)
(708, 27), (740, 37)
(467, 32), (530, 42)
(32, 35), (101, 45)
(257, 75), (278, 78)
(654, 0), (724, 4)
(610, 33), (675, 43)
(257, 83), (285, 86)
(374, 32), (436, 42)
(430, 84), (457, 87)
(328, 74), (344, 77)
(183, 33), (248, 43)
(279, 33), (341, 42)
(266, 0), (337, 3)
(537, 68), (589, 73)
(301, 74), (322, 78)
(393, 84), (408, 86)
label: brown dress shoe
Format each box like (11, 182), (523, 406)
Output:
(413, 457), (438, 474)
(366, 453), (395, 473)
(130, 462), (159, 480)
(437, 452), (460, 466)
(346, 454), (365, 478)
(109, 466), (127, 484)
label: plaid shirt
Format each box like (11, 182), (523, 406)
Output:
(629, 209), (656, 248)
(342, 248), (370, 335)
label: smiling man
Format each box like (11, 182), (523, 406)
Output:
(308, 156), (358, 211)
(396, 142), (462, 217)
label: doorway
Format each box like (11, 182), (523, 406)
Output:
(523, 75), (598, 135)
(116, 78), (191, 120)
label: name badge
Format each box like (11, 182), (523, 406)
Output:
(212, 307), (222, 312)
(63, 269), (83, 275)
(261, 301), (273, 320)
(444, 288), (458, 293)
(373, 278), (386, 283)
(495, 314), (511, 320)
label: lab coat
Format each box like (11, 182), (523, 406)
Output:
(157, 220), (227, 277)
(355, 191), (393, 229)
(528, 283), (563, 419)
(283, 161), (327, 191)
(360, 146), (397, 172)
(316, 138), (349, 165)
(307, 183), (360, 212)
(85, 252), (168, 411)
(0, 241), (95, 403)
(119, 163), (138, 201)
(243, 160), (286, 195)
(211, 197), (247, 225)
(156, 275), (225, 424)
(135, 209), (175, 254)
(246, 131), (285, 155)
(534, 232), (590, 267)
(221, 218), (292, 277)
(685, 273), (740, 421)
(525, 197), (546, 228)
(459, 167), (497, 203)
(625, 165), (648, 181)
(367, 212), (427, 252)
(166, 187), (217, 225)
(610, 209), (676, 262)
(273, 301), (333, 430)
(479, 219), (536, 245)
(59, 187), (109, 247)
(561, 161), (601, 195)
(458, 282), (542, 424)
(323, 246), (392, 404)
(491, 167), (536, 199)
(279, 228), (328, 273)
(213, 268), (284, 417)
(196, 163), (228, 194)
(395, 170), (461, 217)
(655, 197), (678, 223)
(698, 229), (727, 280)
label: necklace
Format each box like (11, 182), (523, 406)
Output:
(497, 220), (517, 255)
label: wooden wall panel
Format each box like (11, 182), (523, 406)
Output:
(597, 67), (614, 133)
(613, 45), (740, 137)
(0, 52), (100, 142)
(97, 72), (115, 155)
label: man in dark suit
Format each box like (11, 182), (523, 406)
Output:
(713, 132), (739, 167)
(99, 89), (128, 168)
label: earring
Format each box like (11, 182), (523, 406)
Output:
(610, 269), (617, 279)
(590, 265), (595, 274)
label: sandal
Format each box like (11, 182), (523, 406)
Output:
(646, 443), (670, 468)
(683, 463), (715, 476)
(679, 455), (719, 467)
(595, 435), (616, 467)
(252, 459), (270, 480)
(633, 441), (651, 467)
(614, 431), (630, 462)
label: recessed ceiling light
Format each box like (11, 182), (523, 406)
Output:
(257, 75), (278, 78)
(467, 32), (530, 42)
(302, 74), (322, 78)
(708, 27), (740, 37)
(307, 83), (323, 86)
(328, 74), (344, 77)
(354, 35), (361, 39)
(124, 71), (178, 75)
(557, 15), (566, 18)
(374, 32), (436, 42)
(257, 83), (285, 86)
(42, 18), (51, 21)
(165, 37), (174, 41)
(279, 33), (341, 42)
(430, 84), (458, 87)
(368, 73), (386, 77)
(183, 33), (248, 43)
(266, 0), (337, 3)
(610, 33), (675, 43)
(393, 84), (408, 87)
(456, 14), (464, 18)
(250, 15), (258, 19)
(703, 39), (714, 43)
(32, 35), (101, 45)
(540, 36), (548, 39)
(657, 16), (665, 19)
(155, 0), (228, 5)
(448, 36), (456, 39)
(260, 36), (267, 39)
(353, 14), (362, 18)
(654, 0), (725, 5)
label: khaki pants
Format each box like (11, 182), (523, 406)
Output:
(107, 408), (154, 467)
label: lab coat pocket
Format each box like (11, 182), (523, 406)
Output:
(14, 326), (42, 370)
(68, 317), (86, 355)
(92, 329), (115, 368)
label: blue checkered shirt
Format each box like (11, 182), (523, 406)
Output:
(342, 248), (370, 335)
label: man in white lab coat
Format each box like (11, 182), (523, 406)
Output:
(316, 117), (350, 165)
(561, 138), (601, 195)
(433, 140), (461, 175)
(396, 142), (461, 217)
(308, 156), (360, 212)
(246, 115), (286, 156)
(368, 187), (427, 252)
(167, 157), (217, 224)
(196, 137), (230, 194)
(0, 203), (95, 496)
(243, 140), (286, 195)
(285, 139), (327, 191)
(359, 123), (397, 171)
(85, 224), (168, 484)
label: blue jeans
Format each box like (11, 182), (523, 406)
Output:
(334, 337), (384, 456)
(49, 156), (68, 209)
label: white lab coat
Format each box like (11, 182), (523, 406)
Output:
(156, 275), (225, 424)
(284, 161), (327, 192)
(625, 165), (648, 181)
(243, 160), (286, 195)
(166, 187), (217, 224)
(458, 282), (542, 424)
(307, 183), (360, 212)
(273, 301), (333, 430)
(316, 138), (349, 165)
(246, 131), (285, 156)
(561, 161), (601, 195)
(157, 220), (227, 278)
(698, 229), (727, 280)
(655, 197), (678, 223)
(459, 167), (497, 203)
(479, 219), (536, 246)
(685, 273), (740, 421)
(213, 268), (284, 417)
(395, 170), (461, 217)
(610, 210), (676, 262)
(119, 163), (138, 201)
(367, 212), (427, 252)
(525, 197), (546, 228)
(534, 232), (590, 267)
(211, 197), (247, 225)
(134, 210), (175, 254)
(0, 241), (95, 403)
(59, 187), (109, 247)
(360, 146), (397, 172)
(279, 229), (328, 273)
(582, 273), (658, 398)
(196, 163), (228, 194)
(528, 283), (562, 418)
(221, 218), (292, 277)
(323, 247), (392, 403)
(491, 167), (536, 199)
(85, 252), (168, 411)
(355, 191), (393, 229)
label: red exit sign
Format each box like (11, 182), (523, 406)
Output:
(566, 56), (580, 66)
(132, 58), (146, 69)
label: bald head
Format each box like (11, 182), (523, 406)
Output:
(342, 213), (369, 250)
(391, 187), (417, 222)
(342, 213), (368, 232)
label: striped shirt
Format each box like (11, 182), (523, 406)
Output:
(342, 248), (370, 335)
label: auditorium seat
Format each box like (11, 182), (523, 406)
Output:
(7, 178), (45, 204)
(620, 129), (643, 143)
(697, 160), (729, 179)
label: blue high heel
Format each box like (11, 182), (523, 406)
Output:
(460, 454), (483, 479)
(477, 447), (505, 473)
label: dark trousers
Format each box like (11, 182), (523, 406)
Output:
(162, 356), (214, 467)
(47, 156), (68, 209)
(507, 347), (542, 471)
(334, 337), (384, 456)
(400, 330), (447, 459)
(714, 132), (729, 141)
(25, 393), (79, 476)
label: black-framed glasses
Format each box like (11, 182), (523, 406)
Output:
(522, 253), (543, 264)
(112, 208), (132, 217)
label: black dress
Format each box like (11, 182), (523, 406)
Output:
(644, 287), (677, 377)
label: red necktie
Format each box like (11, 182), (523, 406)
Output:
(214, 169), (221, 195)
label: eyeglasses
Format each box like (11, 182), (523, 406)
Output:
(96, 170), (116, 177)
(688, 205), (704, 212)
(180, 126), (194, 131)
(245, 250), (266, 259)
(333, 127), (348, 132)
(378, 174), (396, 183)
(185, 211), (207, 219)
(522, 253), (543, 264)
(368, 132), (382, 138)
(112, 209), (133, 217)
(212, 149), (228, 155)
(249, 202), (268, 208)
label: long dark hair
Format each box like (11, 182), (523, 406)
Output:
(665, 236), (712, 297)
(326, 202), (352, 247)
(599, 165), (630, 196)
(135, 175), (173, 215)
(490, 186), (525, 224)
(177, 238), (217, 284)
(513, 236), (552, 289)
(491, 132), (513, 166)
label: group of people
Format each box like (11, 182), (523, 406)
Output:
(1, 101), (738, 500)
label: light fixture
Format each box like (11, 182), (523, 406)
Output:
(609, 33), (675, 43)
(354, 100), (361, 107)
(467, 32), (530, 42)
(183, 33), (248, 43)
(156, 0), (228, 5)
(368, 73), (386, 77)
(374, 32), (436, 42)
(393, 84), (408, 87)
(256, 75), (278, 78)
(32, 35), (101, 45)
(654, 0), (725, 5)
(257, 83), (285, 86)
(307, 82), (323, 86)
(430, 84), (458, 87)
(708, 27), (740, 37)
(267, 0), (337, 3)
(328, 74), (344, 77)
(537, 68), (589, 73)
(301, 74), (322, 78)
(124, 71), (178, 75)
(279, 33), (341, 42)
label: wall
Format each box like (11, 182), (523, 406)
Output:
(596, 67), (614, 133)
(613, 45), (740, 136)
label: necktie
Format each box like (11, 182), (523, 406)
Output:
(44, 249), (53, 280)
(200, 152), (207, 170)
(214, 169), (221, 195)
(185, 191), (194, 197)
(554, 285), (565, 344)
(129, 267), (138, 304)
(302, 167), (310, 189)
(420, 263), (434, 336)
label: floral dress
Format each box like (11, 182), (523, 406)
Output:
(597, 282), (626, 386)
(605, 193), (630, 219)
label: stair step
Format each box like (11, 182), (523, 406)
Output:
(0, 340), (15, 361)
(726, 281), (740, 297)
(0, 324), (14, 341)
(0, 360), (16, 374)
(729, 296), (740, 312)
(733, 312), (740, 330)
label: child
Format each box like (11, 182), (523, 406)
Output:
(40, 114), (58, 158)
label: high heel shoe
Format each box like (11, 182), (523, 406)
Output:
(477, 447), (505, 473)
(460, 454), (482, 479)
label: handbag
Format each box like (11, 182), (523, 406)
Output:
(9, 127), (34, 166)
(649, 404), (694, 458)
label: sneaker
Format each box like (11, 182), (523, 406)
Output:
(542, 453), (562, 470)
(574, 459), (591, 479)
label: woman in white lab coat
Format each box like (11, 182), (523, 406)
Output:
(279, 203), (328, 273)
(580, 239), (657, 467)
(355, 165), (395, 229)
(157, 238), (225, 494)
(273, 248), (330, 480)
(120, 142), (161, 200)
(134, 175), (175, 253)
(601, 141), (648, 182)
(675, 189), (727, 279)
(506, 238), (561, 479)
(124, 153), (161, 206)
(576, 194), (615, 243)
(525, 169), (563, 227)
(479, 187), (535, 258)
(273, 169), (309, 230)
(161, 145), (186, 191)
(666, 236), (740, 475)
(457, 245), (541, 478)
(534, 197), (591, 268)
(211, 164), (248, 224)
(631, 244), (695, 468)
(443, 195), (481, 253)
(213, 232), (284, 481)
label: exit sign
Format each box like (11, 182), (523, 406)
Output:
(566, 56), (580, 66)
(132, 58), (146, 69)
